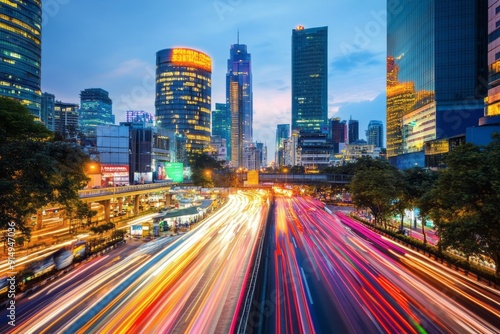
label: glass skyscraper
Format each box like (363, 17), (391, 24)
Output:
(211, 103), (231, 160)
(155, 48), (212, 165)
(348, 118), (359, 144)
(275, 124), (290, 167)
(387, 0), (487, 163)
(226, 41), (252, 168)
(291, 26), (328, 133)
(79, 88), (115, 138)
(366, 120), (384, 148)
(0, 0), (42, 118)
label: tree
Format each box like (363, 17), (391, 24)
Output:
(0, 98), (90, 238)
(403, 167), (438, 244)
(430, 140), (500, 274)
(350, 166), (402, 228)
(190, 153), (224, 187)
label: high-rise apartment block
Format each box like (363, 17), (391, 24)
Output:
(291, 26), (328, 133)
(155, 48), (212, 164)
(0, 0), (42, 117)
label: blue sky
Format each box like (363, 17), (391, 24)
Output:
(41, 0), (387, 161)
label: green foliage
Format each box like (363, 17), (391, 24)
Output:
(0, 98), (90, 237)
(430, 139), (500, 275)
(348, 157), (403, 227)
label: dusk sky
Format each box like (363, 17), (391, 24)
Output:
(41, 0), (387, 161)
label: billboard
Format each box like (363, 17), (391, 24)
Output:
(165, 163), (184, 182)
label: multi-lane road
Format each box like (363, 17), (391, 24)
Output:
(252, 195), (500, 334)
(2, 192), (499, 333)
(1, 190), (269, 333)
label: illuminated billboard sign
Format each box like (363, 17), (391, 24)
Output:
(164, 162), (184, 183)
(171, 48), (212, 72)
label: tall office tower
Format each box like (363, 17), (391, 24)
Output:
(0, 0), (42, 118)
(211, 103), (232, 161)
(366, 120), (384, 148)
(330, 117), (347, 153)
(387, 0), (487, 166)
(41, 93), (56, 131)
(348, 117), (359, 144)
(291, 26), (328, 133)
(79, 88), (114, 138)
(226, 39), (252, 168)
(275, 124), (290, 167)
(255, 142), (266, 167)
(155, 48), (212, 165)
(126, 110), (154, 124)
(487, 1), (500, 118)
(54, 101), (79, 139)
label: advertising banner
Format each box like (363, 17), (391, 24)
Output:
(165, 163), (184, 182)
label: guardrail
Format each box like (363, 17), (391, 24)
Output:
(237, 196), (271, 333)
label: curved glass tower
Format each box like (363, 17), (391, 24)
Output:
(155, 48), (212, 164)
(0, 0), (42, 118)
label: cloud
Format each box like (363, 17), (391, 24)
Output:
(102, 59), (153, 79)
(330, 49), (384, 74)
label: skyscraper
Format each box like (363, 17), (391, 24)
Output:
(275, 124), (290, 167)
(366, 120), (384, 148)
(155, 48), (212, 164)
(330, 117), (347, 153)
(41, 93), (56, 132)
(227, 39), (252, 168)
(0, 0), (42, 118)
(291, 26), (328, 133)
(387, 0), (487, 167)
(79, 88), (114, 138)
(211, 103), (232, 161)
(55, 101), (79, 139)
(487, 0), (500, 117)
(348, 118), (359, 144)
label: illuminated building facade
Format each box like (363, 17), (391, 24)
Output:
(211, 103), (231, 161)
(292, 26), (328, 133)
(126, 110), (154, 124)
(227, 41), (252, 168)
(79, 88), (114, 138)
(387, 0), (487, 168)
(487, 0), (500, 117)
(155, 48), (212, 165)
(0, 0), (42, 117)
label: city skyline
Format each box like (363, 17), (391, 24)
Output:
(40, 0), (386, 162)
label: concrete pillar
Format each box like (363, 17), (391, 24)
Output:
(164, 193), (171, 207)
(103, 199), (111, 222)
(118, 197), (123, 212)
(134, 195), (140, 215)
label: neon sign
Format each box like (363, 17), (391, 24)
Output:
(171, 48), (212, 72)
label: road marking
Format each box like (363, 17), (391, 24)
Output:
(300, 267), (314, 305)
(292, 236), (297, 248)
